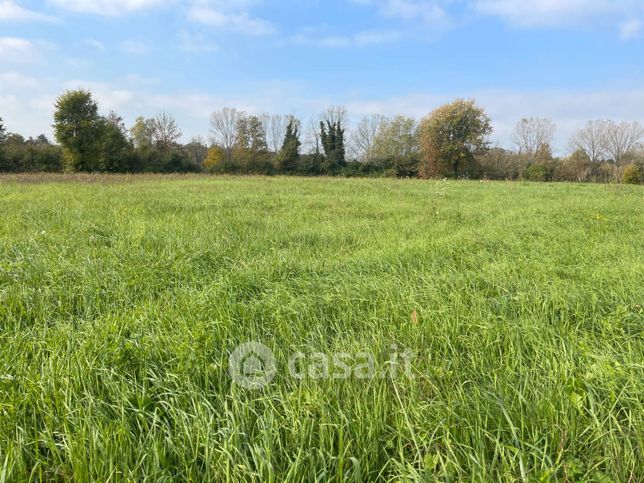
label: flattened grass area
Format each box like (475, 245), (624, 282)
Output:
(0, 174), (642, 481)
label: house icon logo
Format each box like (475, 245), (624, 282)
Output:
(229, 342), (277, 390)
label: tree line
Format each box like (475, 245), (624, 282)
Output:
(1, 89), (642, 184)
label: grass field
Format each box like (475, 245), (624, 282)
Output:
(0, 174), (642, 481)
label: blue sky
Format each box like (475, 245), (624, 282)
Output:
(1, 0), (643, 151)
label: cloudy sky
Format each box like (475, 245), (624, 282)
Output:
(1, 0), (643, 151)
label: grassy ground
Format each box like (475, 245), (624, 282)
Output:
(0, 174), (642, 481)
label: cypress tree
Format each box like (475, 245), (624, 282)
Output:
(320, 119), (346, 173)
(277, 117), (301, 173)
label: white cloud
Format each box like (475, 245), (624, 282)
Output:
(0, 37), (38, 63)
(81, 38), (106, 51)
(355, 0), (644, 39)
(619, 19), (642, 40)
(0, 1), (57, 21)
(187, 4), (275, 36)
(178, 31), (219, 53)
(292, 28), (402, 48)
(472, 0), (644, 28)
(353, 0), (450, 26)
(120, 40), (151, 54)
(0, 71), (42, 89)
(48, 0), (169, 16)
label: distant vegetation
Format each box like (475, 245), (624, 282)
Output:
(1, 89), (642, 183)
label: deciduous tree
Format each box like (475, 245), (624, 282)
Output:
(569, 120), (608, 163)
(210, 108), (244, 161)
(604, 121), (643, 165)
(262, 114), (288, 153)
(350, 115), (384, 162)
(130, 116), (155, 149)
(372, 115), (418, 160)
(203, 145), (226, 172)
(53, 89), (103, 171)
(151, 111), (182, 149)
(419, 99), (492, 178)
(513, 117), (556, 156)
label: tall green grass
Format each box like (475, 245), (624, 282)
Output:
(0, 175), (642, 481)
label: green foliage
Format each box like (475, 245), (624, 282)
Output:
(96, 121), (133, 172)
(556, 149), (592, 182)
(320, 120), (346, 172)
(297, 152), (324, 175)
(183, 138), (208, 166)
(523, 163), (547, 181)
(0, 135), (63, 172)
(53, 90), (104, 172)
(236, 115), (268, 152)
(223, 114), (273, 173)
(276, 117), (301, 173)
(0, 177), (642, 481)
(372, 116), (419, 160)
(133, 147), (202, 173)
(130, 116), (155, 149)
(341, 155), (419, 178)
(419, 99), (492, 178)
(621, 163), (642, 184)
(477, 148), (525, 180)
(203, 145), (226, 172)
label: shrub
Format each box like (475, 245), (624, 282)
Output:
(622, 164), (642, 184)
(523, 163), (547, 182)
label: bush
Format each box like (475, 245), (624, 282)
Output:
(622, 164), (642, 184)
(523, 163), (547, 182)
(556, 150), (591, 182)
(0, 140), (63, 173)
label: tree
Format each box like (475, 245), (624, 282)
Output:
(320, 119), (346, 172)
(151, 111), (182, 149)
(262, 114), (288, 153)
(569, 120), (608, 163)
(35, 134), (50, 145)
(372, 116), (419, 160)
(106, 110), (127, 136)
(97, 120), (132, 172)
(350, 115), (384, 162)
(0, 117), (7, 144)
(234, 115), (268, 153)
(604, 121), (643, 165)
(203, 145), (226, 172)
(419, 99), (492, 178)
(319, 106), (347, 172)
(210, 108), (244, 161)
(622, 164), (642, 184)
(53, 89), (104, 171)
(231, 114), (270, 171)
(276, 116), (301, 172)
(513, 117), (556, 156)
(184, 136), (208, 166)
(0, 133), (64, 173)
(557, 149), (591, 182)
(322, 106), (347, 126)
(130, 116), (155, 149)
(304, 115), (322, 155)
(244, 115), (268, 152)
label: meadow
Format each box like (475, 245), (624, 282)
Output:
(0, 174), (642, 482)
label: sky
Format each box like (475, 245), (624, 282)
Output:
(1, 0), (643, 152)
